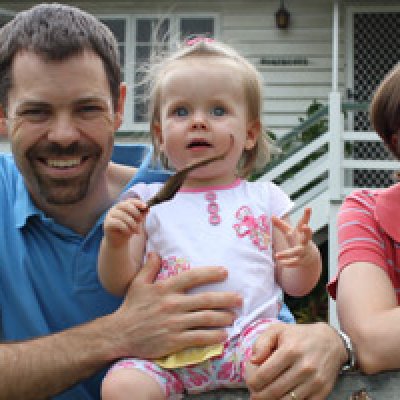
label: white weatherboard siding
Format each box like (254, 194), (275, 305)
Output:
(2, 0), (399, 139)
(221, 0), (342, 138)
(0, 0), (341, 139)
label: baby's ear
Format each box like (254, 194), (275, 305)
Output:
(245, 119), (261, 150)
(152, 121), (165, 151)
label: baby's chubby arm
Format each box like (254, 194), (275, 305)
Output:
(98, 198), (148, 296)
(272, 208), (322, 297)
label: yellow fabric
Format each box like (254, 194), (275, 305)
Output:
(154, 343), (224, 369)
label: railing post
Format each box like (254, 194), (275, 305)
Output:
(328, 0), (342, 328)
(328, 91), (343, 328)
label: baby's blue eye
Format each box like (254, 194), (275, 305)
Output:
(211, 106), (226, 117)
(174, 107), (189, 117)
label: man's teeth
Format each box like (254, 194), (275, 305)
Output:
(46, 158), (82, 168)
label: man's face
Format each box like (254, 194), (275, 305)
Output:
(3, 50), (123, 206)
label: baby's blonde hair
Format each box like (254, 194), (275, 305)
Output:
(146, 38), (270, 178)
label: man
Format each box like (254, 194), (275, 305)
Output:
(0, 3), (347, 399)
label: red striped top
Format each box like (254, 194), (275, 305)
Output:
(327, 183), (400, 303)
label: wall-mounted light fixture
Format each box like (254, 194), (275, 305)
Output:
(275, 0), (290, 29)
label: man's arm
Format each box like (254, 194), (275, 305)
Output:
(0, 253), (240, 400)
(0, 317), (117, 400)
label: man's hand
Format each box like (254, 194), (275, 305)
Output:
(109, 252), (243, 359)
(245, 322), (346, 400)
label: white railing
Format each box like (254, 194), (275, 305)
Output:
(256, 97), (400, 326)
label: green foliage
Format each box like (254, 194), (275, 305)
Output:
(272, 100), (329, 200)
(298, 99), (328, 142)
(286, 241), (329, 323)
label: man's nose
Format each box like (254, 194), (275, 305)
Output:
(47, 113), (80, 145)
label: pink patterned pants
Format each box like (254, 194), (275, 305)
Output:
(107, 318), (277, 399)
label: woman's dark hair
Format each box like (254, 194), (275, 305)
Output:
(370, 63), (400, 157)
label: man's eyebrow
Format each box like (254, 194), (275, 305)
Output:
(74, 97), (111, 105)
(15, 100), (50, 109)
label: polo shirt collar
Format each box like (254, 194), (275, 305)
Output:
(375, 182), (400, 242)
(13, 177), (106, 238)
(14, 174), (42, 228)
(12, 158), (149, 231)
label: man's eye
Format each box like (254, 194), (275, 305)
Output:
(78, 105), (106, 119)
(18, 109), (50, 122)
(173, 107), (188, 117)
(79, 105), (103, 113)
(211, 106), (226, 117)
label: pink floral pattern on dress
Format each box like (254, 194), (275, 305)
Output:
(233, 206), (270, 250)
(157, 256), (191, 280)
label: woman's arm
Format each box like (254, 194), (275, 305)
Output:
(337, 261), (400, 374)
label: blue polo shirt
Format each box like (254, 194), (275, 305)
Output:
(0, 152), (162, 399)
(0, 151), (293, 399)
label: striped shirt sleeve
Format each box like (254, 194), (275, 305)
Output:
(337, 190), (388, 271)
(328, 190), (388, 299)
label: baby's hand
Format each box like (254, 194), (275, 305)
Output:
(272, 207), (313, 268)
(103, 198), (148, 246)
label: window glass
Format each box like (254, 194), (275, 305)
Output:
(180, 18), (214, 40)
(134, 17), (214, 124)
(0, 14), (12, 27)
(134, 19), (169, 123)
(100, 18), (126, 80)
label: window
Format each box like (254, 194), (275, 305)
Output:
(180, 17), (214, 40)
(101, 18), (126, 80)
(100, 15), (216, 131)
(0, 9), (14, 27)
(134, 18), (170, 123)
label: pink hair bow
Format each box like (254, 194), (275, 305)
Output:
(186, 36), (215, 46)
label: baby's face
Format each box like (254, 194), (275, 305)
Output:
(155, 57), (259, 188)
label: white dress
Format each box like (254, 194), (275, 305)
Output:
(128, 178), (293, 337)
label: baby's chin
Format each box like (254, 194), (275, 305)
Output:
(184, 171), (234, 188)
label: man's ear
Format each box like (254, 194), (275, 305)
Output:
(245, 119), (261, 150)
(0, 106), (8, 137)
(113, 83), (127, 130)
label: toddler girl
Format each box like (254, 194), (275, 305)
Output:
(98, 37), (322, 399)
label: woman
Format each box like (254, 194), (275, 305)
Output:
(328, 62), (400, 374)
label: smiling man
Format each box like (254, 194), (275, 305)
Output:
(7, 50), (122, 233)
